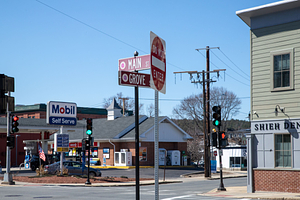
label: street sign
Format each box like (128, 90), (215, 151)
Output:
(54, 133), (69, 152)
(119, 71), (151, 88)
(214, 150), (217, 157)
(150, 31), (166, 94)
(118, 54), (150, 71)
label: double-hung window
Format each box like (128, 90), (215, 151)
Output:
(270, 49), (293, 91)
(275, 134), (291, 168)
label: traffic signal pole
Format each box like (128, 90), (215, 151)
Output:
(218, 131), (226, 191)
(85, 135), (91, 185)
(2, 92), (14, 185)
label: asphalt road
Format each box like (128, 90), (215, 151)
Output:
(0, 177), (247, 200)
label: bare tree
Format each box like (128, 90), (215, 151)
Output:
(173, 87), (241, 131)
(147, 103), (155, 117)
(172, 87), (241, 162)
(102, 92), (144, 114)
(146, 103), (161, 117)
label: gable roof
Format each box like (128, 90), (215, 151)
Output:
(66, 115), (147, 141)
(106, 98), (122, 110)
(57, 115), (192, 142)
(121, 116), (193, 140)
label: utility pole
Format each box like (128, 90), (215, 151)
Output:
(119, 97), (129, 116)
(195, 46), (219, 177)
(174, 46), (225, 177)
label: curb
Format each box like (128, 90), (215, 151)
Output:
(0, 180), (183, 187)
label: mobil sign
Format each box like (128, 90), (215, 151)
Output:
(46, 101), (77, 126)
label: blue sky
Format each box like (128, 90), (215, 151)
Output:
(1, 0), (276, 120)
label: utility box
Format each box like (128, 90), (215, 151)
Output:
(159, 148), (167, 166)
(167, 150), (181, 166)
(114, 152), (132, 166)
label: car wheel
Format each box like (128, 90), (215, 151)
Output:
(89, 171), (96, 178)
(31, 165), (36, 171)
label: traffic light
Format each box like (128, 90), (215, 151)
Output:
(212, 106), (221, 128)
(211, 129), (217, 147)
(86, 118), (92, 135)
(7, 135), (15, 149)
(11, 115), (19, 133)
(219, 131), (228, 148)
(82, 138), (87, 151)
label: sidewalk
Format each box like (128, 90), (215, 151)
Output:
(199, 186), (300, 200)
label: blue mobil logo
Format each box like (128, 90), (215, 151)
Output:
(50, 103), (76, 117)
(47, 101), (77, 126)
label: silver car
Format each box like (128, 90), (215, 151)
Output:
(45, 161), (101, 177)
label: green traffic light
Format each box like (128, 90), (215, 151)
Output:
(86, 130), (92, 135)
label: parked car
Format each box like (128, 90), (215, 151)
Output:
(30, 154), (59, 171)
(192, 160), (204, 168)
(44, 161), (102, 177)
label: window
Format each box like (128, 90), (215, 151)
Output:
(270, 49), (294, 91)
(275, 134), (291, 168)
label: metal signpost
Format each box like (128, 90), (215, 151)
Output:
(150, 31), (166, 200)
(1, 75), (15, 185)
(47, 101), (77, 176)
(118, 32), (166, 200)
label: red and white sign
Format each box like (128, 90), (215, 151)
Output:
(214, 150), (217, 157)
(119, 71), (151, 88)
(118, 54), (150, 71)
(150, 31), (166, 94)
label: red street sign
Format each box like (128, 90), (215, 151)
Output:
(150, 31), (166, 94)
(118, 54), (150, 71)
(119, 71), (151, 88)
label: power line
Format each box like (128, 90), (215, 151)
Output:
(90, 96), (250, 108)
(35, 0), (186, 71)
(211, 51), (250, 81)
(196, 51), (250, 87)
(219, 49), (250, 78)
(35, 0), (146, 54)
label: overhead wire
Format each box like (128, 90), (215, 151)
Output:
(211, 51), (250, 81)
(197, 51), (250, 87)
(219, 48), (250, 78)
(35, 0), (186, 71)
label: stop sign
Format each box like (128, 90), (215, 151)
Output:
(150, 31), (166, 94)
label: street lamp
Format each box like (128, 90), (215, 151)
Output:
(15, 135), (20, 167)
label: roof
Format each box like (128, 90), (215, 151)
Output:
(57, 115), (147, 141)
(0, 114), (192, 142)
(13, 103), (108, 115)
(0, 117), (84, 133)
(236, 0), (300, 28)
(51, 115), (192, 142)
(106, 98), (122, 110)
